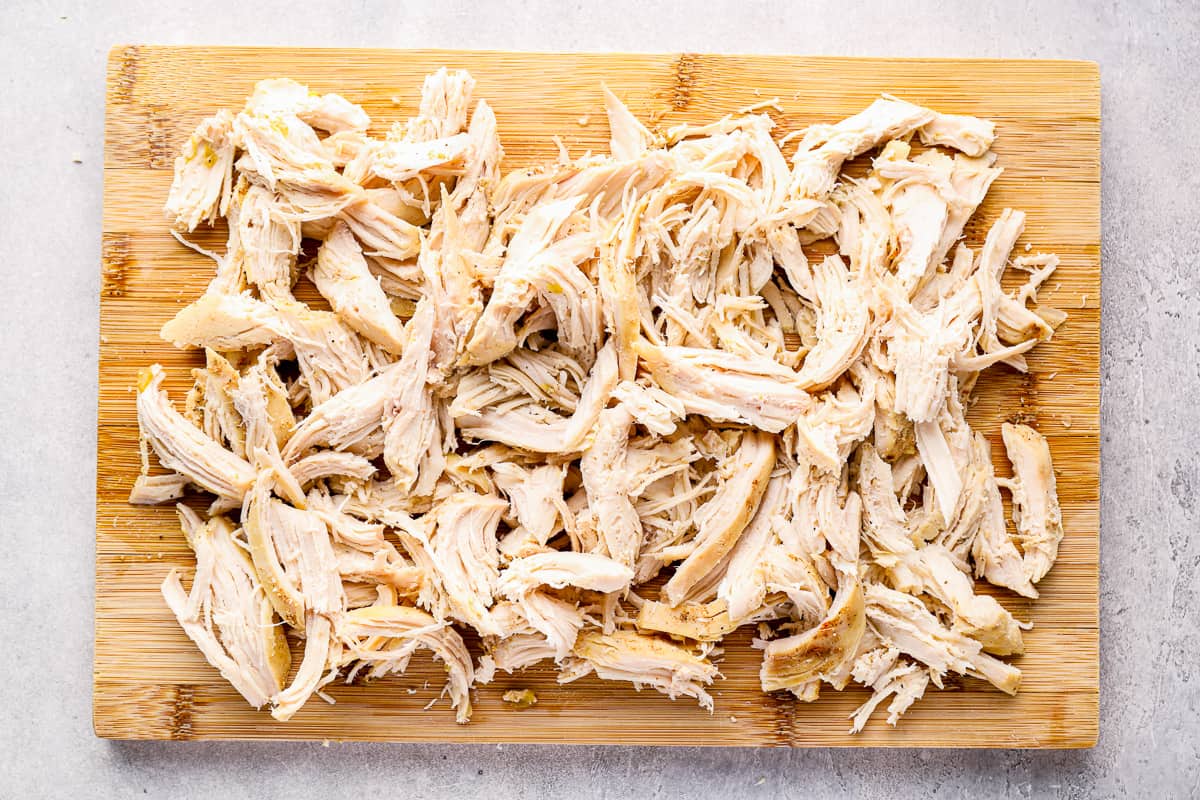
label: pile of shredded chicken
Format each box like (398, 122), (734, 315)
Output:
(133, 72), (1068, 732)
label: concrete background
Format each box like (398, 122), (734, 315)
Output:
(1, 0), (1197, 797)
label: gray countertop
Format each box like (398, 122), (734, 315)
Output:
(2, 0), (1197, 797)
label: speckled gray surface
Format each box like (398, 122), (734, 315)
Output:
(1, 0), (1197, 797)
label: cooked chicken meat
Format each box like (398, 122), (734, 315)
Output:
(565, 630), (718, 710)
(139, 75), (1069, 731)
(159, 291), (286, 351)
(311, 221), (407, 353)
(137, 365), (255, 501)
(165, 110), (236, 232)
(662, 430), (776, 605)
(1000, 422), (1065, 586)
(759, 577), (865, 692)
(790, 96), (935, 199)
(635, 341), (809, 433)
(795, 256), (869, 390)
(339, 604), (475, 723)
(160, 507), (290, 709)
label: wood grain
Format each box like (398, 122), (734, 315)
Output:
(96, 46), (1100, 746)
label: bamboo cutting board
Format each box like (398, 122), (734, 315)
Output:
(97, 47), (1100, 746)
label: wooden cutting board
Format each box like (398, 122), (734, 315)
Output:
(96, 46), (1100, 747)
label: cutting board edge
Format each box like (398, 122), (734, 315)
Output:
(95, 46), (1102, 748)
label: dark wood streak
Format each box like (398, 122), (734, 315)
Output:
(671, 53), (700, 111)
(145, 104), (174, 170)
(1008, 370), (1040, 425)
(101, 233), (131, 298)
(169, 684), (194, 740)
(767, 689), (798, 746)
(112, 45), (141, 106)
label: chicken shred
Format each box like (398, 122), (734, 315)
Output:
(137, 75), (1070, 731)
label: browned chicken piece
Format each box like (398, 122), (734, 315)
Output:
(339, 604), (475, 723)
(137, 365), (255, 501)
(636, 598), (740, 642)
(663, 431), (776, 606)
(165, 110), (236, 232)
(565, 630), (719, 710)
(1000, 423), (1065, 585)
(161, 507), (291, 709)
(760, 577), (866, 692)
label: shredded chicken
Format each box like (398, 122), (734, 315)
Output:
(137, 75), (1070, 731)
(999, 422), (1065, 586)
(161, 506), (290, 708)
